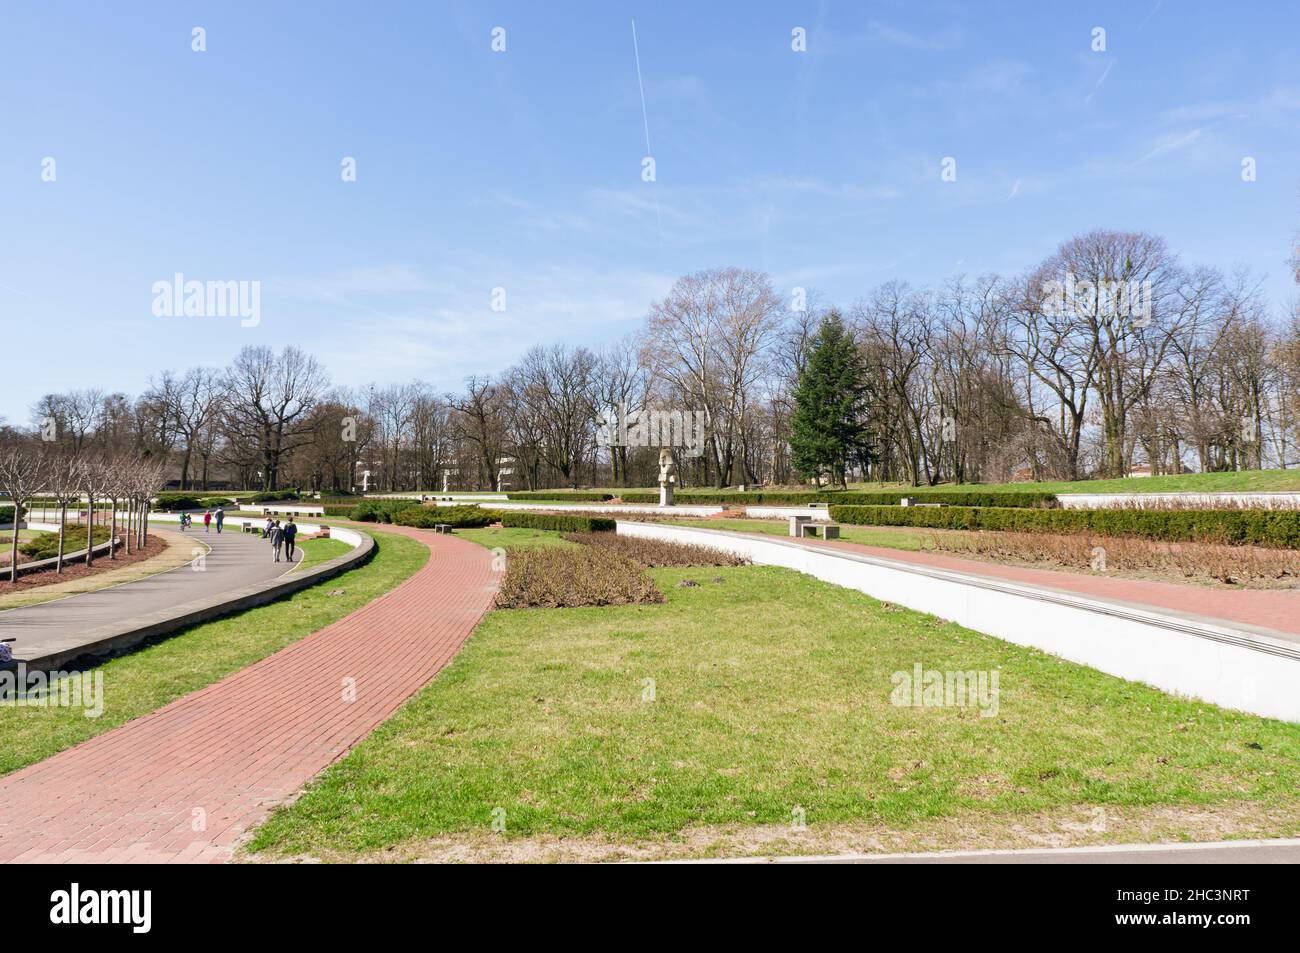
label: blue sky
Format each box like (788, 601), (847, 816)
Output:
(2, 0), (1298, 423)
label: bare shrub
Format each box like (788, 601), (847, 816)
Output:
(562, 532), (750, 568)
(926, 530), (1299, 586)
(494, 546), (664, 608)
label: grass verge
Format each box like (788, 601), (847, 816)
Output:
(243, 562), (1300, 860)
(0, 530), (428, 777)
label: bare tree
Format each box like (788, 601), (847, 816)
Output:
(0, 442), (44, 582)
(223, 346), (328, 490)
(44, 452), (84, 572)
(643, 267), (784, 486)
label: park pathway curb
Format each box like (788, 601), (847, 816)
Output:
(0, 525), (497, 864)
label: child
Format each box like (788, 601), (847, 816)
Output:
(203, 510), (212, 533)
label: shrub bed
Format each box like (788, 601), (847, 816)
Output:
(0, 505), (17, 525)
(345, 499), (420, 523)
(829, 504), (1300, 548)
(493, 546), (663, 608)
(392, 505), (500, 529)
(245, 489), (300, 504)
(19, 525), (112, 561)
(618, 490), (1057, 508)
(152, 493), (204, 511)
(501, 512), (616, 533)
(562, 532), (750, 568)
(926, 530), (1299, 585)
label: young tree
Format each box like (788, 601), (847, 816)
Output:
(789, 310), (872, 488)
(44, 452), (83, 572)
(0, 443), (44, 583)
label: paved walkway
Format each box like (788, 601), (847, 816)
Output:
(779, 533), (1300, 640)
(0, 525), (302, 662)
(0, 526), (497, 863)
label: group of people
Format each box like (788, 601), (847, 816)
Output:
(263, 516), (298, 563)
(179, 506), (227, 533)
(178, 504), (298, 563)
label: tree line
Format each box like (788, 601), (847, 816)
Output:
(4, 229), (1297, 494)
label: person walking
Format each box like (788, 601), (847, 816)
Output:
(180, 512), (190, 532)
(283, 518), (298, 562)
(263, 516), (273, 539)
(215, 505), (225, 534)
(203, 509), (212, 533)
(270, 520), (284, 562)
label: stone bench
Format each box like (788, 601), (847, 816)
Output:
(800, 522), (841, 540)
(434, 524), (453, 534)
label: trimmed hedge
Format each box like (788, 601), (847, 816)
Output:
(393, 505), (500, 529)
(829, 504), (1300, 548)
(345, 499), (419, 523)
(501, 512), (616, 533)
(152, 493), (204, 511)
(618, 490), (1057, 508)
(19, 525), (111, 561)
(0, 504), (17, 525)
(245, 489), (300, 504)
(506, 491), (614, 502)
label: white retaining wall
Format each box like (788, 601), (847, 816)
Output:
(617, 521), (1300, 723)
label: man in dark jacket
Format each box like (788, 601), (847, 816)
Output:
(283, 518), (299, 561)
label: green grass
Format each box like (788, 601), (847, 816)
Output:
(245, 563), (1300, 857)
(455, 526), (581, 550)
(293, 536), (352, 569)
(0, 530), (428, 777)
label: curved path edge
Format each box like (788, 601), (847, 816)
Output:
(10, 526), (375, 672)
(0, 525), (498, 863)
(617, 521), (1300, 723)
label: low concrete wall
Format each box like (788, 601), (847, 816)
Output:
(456, 500), (725, 517)
(1058, 491), (1300, 510)
(616, 521), (1300, 723)
(746, 505), (833, 520)
(18, 525), (375, 672)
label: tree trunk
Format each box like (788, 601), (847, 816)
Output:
(56, 502), (67, 573)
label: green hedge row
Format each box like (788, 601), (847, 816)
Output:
(618, 490), (1057, 508)
(393, 506), (500, 529)
(1, 504), (17, 524)
(244, 489), (300, 504)
(345, 499), (420, 523)
(506, 491), (614, 502)
(829, 504), (1300, 548)
(501, 512), (616, 533)
(152, 493), (205, 511)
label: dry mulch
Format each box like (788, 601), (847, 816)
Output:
(0, 533), (169, 594)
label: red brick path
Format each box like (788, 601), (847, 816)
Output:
(0, 526), (497, 863)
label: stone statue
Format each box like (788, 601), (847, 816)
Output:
(657, 448), (676, 507)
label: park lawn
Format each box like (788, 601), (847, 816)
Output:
(0, 530), (428, 777)
(244, 562), (1300, 861)
(455, 526), (582, 550)
(293, 536), (353, 570)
